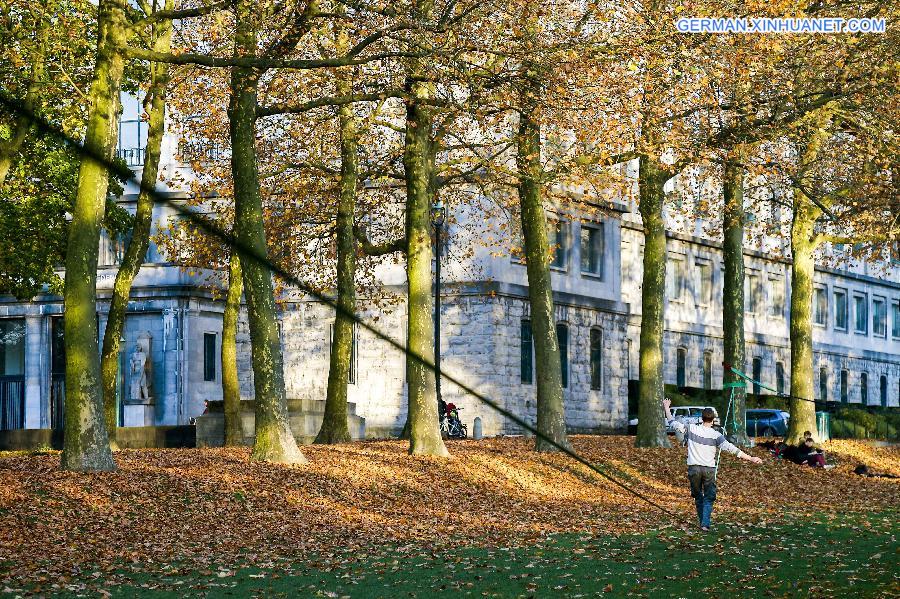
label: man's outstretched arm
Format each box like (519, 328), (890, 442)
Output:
(662, 399), (685, 434)
(719, 437), (764, 464)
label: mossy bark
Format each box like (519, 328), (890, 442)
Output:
(315, 58), (356, 445)
(721, 157), (751, 446)
(229, 0), (305, 464)
(402, 75), (448, 457)
(786, 192), (819, 444)
(516, 97), (568, 452)
(100, 10), (172, 448)
(635, 155), (671, 448)
(61, 0), (128, 472)
(222, 252), (243, 446)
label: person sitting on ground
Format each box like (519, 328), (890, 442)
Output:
(663, 398), (763, 532)
(797, 438), (826, 468)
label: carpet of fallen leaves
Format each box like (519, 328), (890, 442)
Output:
(0, 436), (897, 590)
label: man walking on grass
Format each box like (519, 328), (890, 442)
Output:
(663, 398), (763, 531)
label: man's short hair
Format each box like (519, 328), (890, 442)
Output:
(803, 430), (812, 437)
(701, 408), (716, 422)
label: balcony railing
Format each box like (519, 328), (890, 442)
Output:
(117, 147), (146, 167)
(0, 375), (24, 430)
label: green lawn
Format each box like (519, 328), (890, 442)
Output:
(89, 511), (897, 598)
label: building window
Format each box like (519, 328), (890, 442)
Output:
(668, 255), (688, 302)
(580, 224), (604, 279)
(834, 289), (848, 330)
(840, 370), (848, 403)
(813, 287), (827, 327)
(752, 357), (762, 395)
(746, 272), (762, 314)
(861, 372), (868, 404)
(556, 323), (569, 389)
(589, 328), (602, 391)
(203, 333), (216, 382)
(520, 320), (533, 384)
(819, 368), (827, 402)
(880, 375), (887, 407)
(676, 348), (686, 387)
(873, 297), (886, 337)
(549, 220), (569, 270)
(768, 275), (785, 318)
(853, 293), (868, 334)
(703, 351), (712, 390)
(696, 261), (712, 306)
(893, 300), (900, 338)
(775, 362), (785, 395)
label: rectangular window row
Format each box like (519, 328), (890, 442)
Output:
(813, 286), (899, 339)
(513, 219), (607, 281)
(821, 368), (892, 407)
(520, 320), (602, 392)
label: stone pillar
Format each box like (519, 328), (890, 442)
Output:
(23, 315), (43, 429)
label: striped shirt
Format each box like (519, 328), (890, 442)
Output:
(668, 418), (745, 467)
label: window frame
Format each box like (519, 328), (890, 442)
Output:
(861, 372), (868, 404)
(520, 319), (533, 385)
(892, 299), (900, 339)
(768, 274), (785, 319)
(548, 219), (570, 272)
(872, 296), (887, 338)
(676, 347), (687, 388)
(579, 223), (605, 280)
(203, 332), (217, 382)
(668, 253), (689, 303)
(589, 328), (603, 391)
(833, 288), (848, 331)
(840, 370), (849, 403)
(556, 322), (569, 389)
(813, 286), (828, 328)
(853, 292), (868, 335)
(695, 260), (713, 307)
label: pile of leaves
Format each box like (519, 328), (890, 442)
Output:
(0, 436), (896, 592)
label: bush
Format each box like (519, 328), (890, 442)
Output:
(832, 407), (900, 441)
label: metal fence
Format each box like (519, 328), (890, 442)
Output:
(0, 376), (24, 430)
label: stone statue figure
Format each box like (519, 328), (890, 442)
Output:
(129, 342), (151, 403)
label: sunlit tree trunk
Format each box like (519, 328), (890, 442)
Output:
(100, 10), (172, 448)
(316, 57), (356, 444)
(635, 155), (670, 448)
(516, 90), (567, 452)
(786, 191), (820, 444)
(222, 251), (243, 446)
(61, 0), (128, 471)
(721, 155), (750, 446)
(229, 0), (306, 464)
(402, 74), (448, 457)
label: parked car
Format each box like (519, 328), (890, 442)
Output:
(745, 409), (790, 437)
(665, 406), (720, 433)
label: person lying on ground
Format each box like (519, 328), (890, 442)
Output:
(663, 398), (763, 532)
(853, 464), (899, 479)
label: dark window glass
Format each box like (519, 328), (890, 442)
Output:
(752, 358), (762, 395)
(880, 375), (887, 407)
(703, 352), (712, 390)
(776, 362), (785, 395)
(520, 320), (533, 384)
(556, 323), (568, 389)
(590, 329), (602, 390)
(549, 221), (568, 269)
(861, 372), (868, 404)
(203, 333), (216, 382)
(834, 290), (848, 330)
(819, 368), (827, 402)
(676, 348), (686, 387)
(840, 370), (848, 403)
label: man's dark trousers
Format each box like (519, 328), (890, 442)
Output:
(687, 465), (717, 527)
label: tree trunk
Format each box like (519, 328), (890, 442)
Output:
(786, 192), (819, 444)
(635, 155), (671, 448)
(516, 99), (568, 452)
(402, 78), (448, 457)
(222, 251), (243, 446)
(61, 0), (127, 472)
(315, 62), (356, 445)
(229, 0), (306, 464)
(720, 157), (751, 446)
(100, 11), (172, 448)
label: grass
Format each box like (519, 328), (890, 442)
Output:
(85, 511), (898, 598)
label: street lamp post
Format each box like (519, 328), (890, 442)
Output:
(432, 200), (446, 411)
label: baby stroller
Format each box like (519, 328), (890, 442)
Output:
(440, 401), (468, 439)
